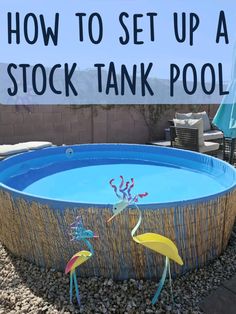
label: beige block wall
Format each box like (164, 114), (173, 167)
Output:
(0, 104), (219, 145)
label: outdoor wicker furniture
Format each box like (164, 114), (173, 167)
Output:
(170, 126), (220, 155)
(168, 121), (224, 142)
(223, 138), (236, 165)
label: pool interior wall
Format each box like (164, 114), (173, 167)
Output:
(0, 144), (235, 207)
(0, 144), (235, 279)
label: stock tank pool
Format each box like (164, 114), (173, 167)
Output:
(0, 144), (235, 279)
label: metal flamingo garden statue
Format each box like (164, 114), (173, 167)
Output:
(65, 176), (183, 307)
(107, 176), (184, 305)
(65, 217), (98, 305)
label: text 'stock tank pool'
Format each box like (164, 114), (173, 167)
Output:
(0, 144), (235, 279)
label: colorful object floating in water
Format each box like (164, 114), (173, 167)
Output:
(108, 175), (183, 305)
(65, 216), (98, 305)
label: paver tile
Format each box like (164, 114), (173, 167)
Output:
(200, 286), (236, 314)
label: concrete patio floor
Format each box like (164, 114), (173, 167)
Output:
(200, 275), (236, 314)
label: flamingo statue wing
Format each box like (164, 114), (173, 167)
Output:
(133, 233), (183, 265)
(65, 250), (92, 274)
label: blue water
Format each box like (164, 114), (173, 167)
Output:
(23, 163), (225, 204)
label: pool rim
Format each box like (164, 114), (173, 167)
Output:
(0, 143), (235, 210)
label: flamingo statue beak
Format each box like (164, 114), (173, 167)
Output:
(107, 213), (117, 223)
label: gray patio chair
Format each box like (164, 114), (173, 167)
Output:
(170, 126), (220, 156)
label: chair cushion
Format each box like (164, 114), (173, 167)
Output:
(0, 144), (29, 156)
(175, 112), (194, 119)
(203, 130), (224, 141)
(173, 118), (204, 147)
(21, 141), (53, 150)
(0, 142), (53, 156)
(192, 111), (211, 131)
(200, 141), (220, 153)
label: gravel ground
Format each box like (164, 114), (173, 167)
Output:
(0, 222), (235, 314)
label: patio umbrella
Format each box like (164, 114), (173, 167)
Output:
(213, 47), (236, 139)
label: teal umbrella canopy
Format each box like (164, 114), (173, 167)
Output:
(213, 48), (236, 139)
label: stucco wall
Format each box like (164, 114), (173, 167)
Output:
(0, 104), (219, 145)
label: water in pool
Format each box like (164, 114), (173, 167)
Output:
(23, 163), (225, 204)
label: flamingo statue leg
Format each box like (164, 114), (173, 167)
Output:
(168, 259), (174, 306)
(69, 270), (81, 305)
(69, 272), (73, 303)
(151, 256), (169, 305)
(73, 271), (80, 305)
